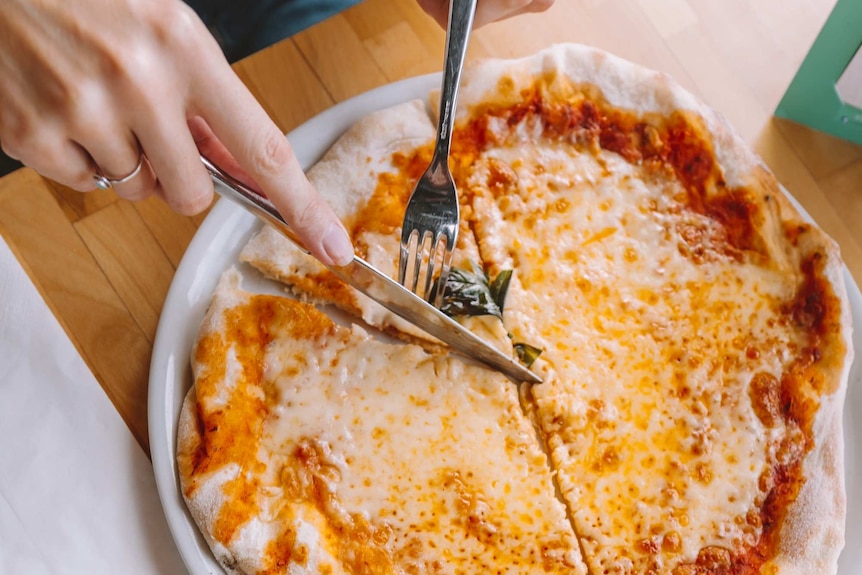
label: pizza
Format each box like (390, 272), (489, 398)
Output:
(178, 44), (854, 575)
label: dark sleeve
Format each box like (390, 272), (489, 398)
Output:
(184, 0), (363, 63)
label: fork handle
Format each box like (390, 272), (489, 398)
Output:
(434, 0), (478, 161)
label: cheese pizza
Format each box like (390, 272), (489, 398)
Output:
(179, 44), (854, 575)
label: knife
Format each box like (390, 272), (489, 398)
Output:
(201, 156), (542, 384)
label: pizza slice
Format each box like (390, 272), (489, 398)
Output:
(177, 268), (587, 575)
(451, 44), (853, 574)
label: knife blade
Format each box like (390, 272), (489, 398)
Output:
(201, 155), (542, 384)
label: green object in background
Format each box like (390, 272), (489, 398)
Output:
(775, 0), (862, 145)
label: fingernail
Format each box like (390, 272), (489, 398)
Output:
(322, 223), (354, 266)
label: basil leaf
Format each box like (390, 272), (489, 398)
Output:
(439, 263), (543, 368)
(514, 342), (543, 368)
(489, 269), (512, 314)
(439, 263), (503, 319)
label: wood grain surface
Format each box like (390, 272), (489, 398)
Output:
(0, 0), (858, 454)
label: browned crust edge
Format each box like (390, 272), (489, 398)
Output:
(177, 269), (252, 575)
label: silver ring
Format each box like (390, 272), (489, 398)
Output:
(93, 154), (145, 190)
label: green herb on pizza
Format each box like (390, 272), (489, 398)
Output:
(439, 262), (542, 367)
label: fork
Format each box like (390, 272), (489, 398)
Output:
(398, 0), (477, 307)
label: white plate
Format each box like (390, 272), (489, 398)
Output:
(148, 75), (862, 575)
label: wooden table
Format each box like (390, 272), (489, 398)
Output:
(0, 0), (859, 455)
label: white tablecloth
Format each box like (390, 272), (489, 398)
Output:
(0, 235), (187, 574)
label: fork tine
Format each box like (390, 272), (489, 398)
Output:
(421, 233), (443, 301)
(428, 231), (454, 303)
(410, 231), (431, 294)
(398, 239), (410, 286)
(400, 229), (429, 294)
(399, 229), (418, 287)
(433, 240), (455, 307)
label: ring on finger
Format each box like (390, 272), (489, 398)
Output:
(93, 153), (145, 190)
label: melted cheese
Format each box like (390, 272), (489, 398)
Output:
(186, 274), (586, 575)
(466, 137), (803, 574)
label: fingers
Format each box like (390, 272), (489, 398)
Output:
(415, 0), (448, 27)
(1, 127), (93, 192)
(193, 66), (354, 267)
(475, 0), (556, 27)
(0, 90), (95, 191)
(417, 0), (555, 29)
(2, 104), (161, 201)
(132, 102), (214, 216)
(77, 121), (157, 200)
(189, 115), (260, 194)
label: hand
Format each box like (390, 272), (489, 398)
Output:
(0, 0), (354, 266)
(417, 0), (555, 28)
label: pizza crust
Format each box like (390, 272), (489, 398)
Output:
(177, 269), (268, 575)
(771, 233), (853, 575)
(456, 43), (761, 190)
(773, 383), (847, 575)
(178, 389), (248, 575)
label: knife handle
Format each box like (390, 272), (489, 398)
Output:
(200, 155), (311, 256)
